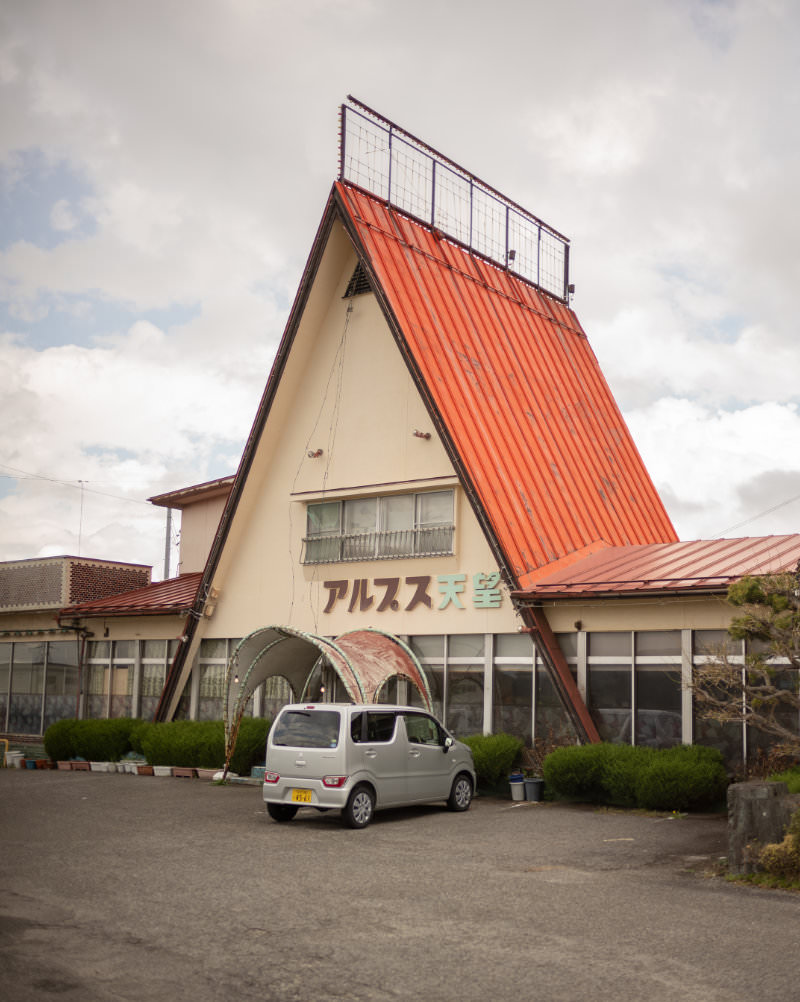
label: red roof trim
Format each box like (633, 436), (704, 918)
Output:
(513, 535), (800, 600)
(60, 573), (202, 618)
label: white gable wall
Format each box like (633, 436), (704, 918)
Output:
(199, 222), (520, 641)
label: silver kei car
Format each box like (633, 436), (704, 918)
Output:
(263, 703), (476, 829)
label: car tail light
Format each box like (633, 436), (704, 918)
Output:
(263, 772), (280, 784)
(322, 775), (347, 788)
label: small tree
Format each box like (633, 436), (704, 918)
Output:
(692, 567), (800, 761)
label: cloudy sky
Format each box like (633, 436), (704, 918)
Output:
(2, 0), (799, 579)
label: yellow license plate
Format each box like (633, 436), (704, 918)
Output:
(291, 788), (312, 803)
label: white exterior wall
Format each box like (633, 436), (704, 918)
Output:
(202, 224), (522, 643)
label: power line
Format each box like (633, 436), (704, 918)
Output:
(0, 463), (153, 507)
(713, 491), (800, 538)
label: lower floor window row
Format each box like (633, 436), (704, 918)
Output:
(1, 631), (796, 770)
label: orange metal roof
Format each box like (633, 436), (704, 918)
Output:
(336, 182), (677, 589)
(513, 535), (800, 599)
(60, 572), (202, 618)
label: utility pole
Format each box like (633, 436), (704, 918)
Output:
(164, 507), (172, 579)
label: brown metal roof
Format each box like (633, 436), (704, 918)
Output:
(60, 572), (202, 618)
(335, 182), (677, 589)
(149, 476), (235, 510)
(513, 535), (800, 600)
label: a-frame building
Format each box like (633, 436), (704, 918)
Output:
(155, 99), (677, 741)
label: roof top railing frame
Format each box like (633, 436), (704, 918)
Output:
(339, 96), (571, 304)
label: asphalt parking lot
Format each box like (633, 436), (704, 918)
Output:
(1, 769), (798, 1002)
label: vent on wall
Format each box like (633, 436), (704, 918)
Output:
(343, 262), (372, 298)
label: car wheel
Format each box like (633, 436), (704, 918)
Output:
(267, 803), (299, 823)
(447, 773), (473, 812)
(343, 785), (375, 829)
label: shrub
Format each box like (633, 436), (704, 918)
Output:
(70, 717), (142, 761)
(542, 742), (728, 811)
(230, 717), (271, 775)
(542, 743), (612, 802)
(46, 718), (141, 762)
(767, 766), (800, 795)
(600, 744), (655, 807)
(139, 721), (223, 768)
(138, 717), (271, 772)
(44, 719), (78, 761)
(462, 733), (524, 791)
(758, 808), (800, 880)
(635, 746), (728, 812)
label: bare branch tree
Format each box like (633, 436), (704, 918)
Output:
(691, 567), (800, 757)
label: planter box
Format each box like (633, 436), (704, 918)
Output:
(71, 761), (91, 771)
(136, 764), (154, 776)
(90, 761), (113, 773)
(195, 768), (220, 781)
(36, 759), (53, 769)
(57, 761), (72, 771)
(24, 759), (37, 770)
(251, 766), (266, 781)
(152, 765), (173, 777)
(172, 767), (196, 779)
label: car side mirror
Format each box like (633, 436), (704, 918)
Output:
(443, 736), (454, 754)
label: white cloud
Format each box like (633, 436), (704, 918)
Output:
(1, 0), (799, 575)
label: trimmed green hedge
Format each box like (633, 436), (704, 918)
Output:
(44, 718), (142, 763)
(44, 717), (271, 775)
(543, 742), (728, 811)
(462, 732), (524, 792)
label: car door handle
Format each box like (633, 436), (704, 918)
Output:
(365, 749), (377, 759)
(409, 749), (421, 758)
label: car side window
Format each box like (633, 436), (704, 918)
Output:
(403, 713), (442, 746)
(351, 711), (397, 743)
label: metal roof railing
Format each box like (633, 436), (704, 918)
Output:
(339, 96), (571, 303)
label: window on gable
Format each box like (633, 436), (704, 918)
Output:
(343, 262), (372, 298)
(302, 489), (455, 564)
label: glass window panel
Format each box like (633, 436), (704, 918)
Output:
(446, 667), (483, 736)
(143, 639), (167, 659)
(694, 630), (736, 656)
(416, 490), (453, 526)
(113, 640), (135, 661)
(47, 641), (79, 668)
(200, 638), (228, 660)
(635, 667), (681, 747)
(410, 636), (444, 660)
(422, 665), (443, 720)
(496, 633), (533, 659)
(380, 494), (414, 531)
(88, 641), (110, 660)
(493, 664), (532, 744)
(344, 497), (377, 533)
(556, 633), (578, 659)
(11, 663), (44, 695)
(199, 665), (226, 698)
(142, 664), (166, 696)
(636, 631), (681, 657)
(535, 666), (575, 741)
(449, 634), (485, 658)
(307, 501), (341, 535)
(13, 642), (45, 666)
(588, 633), (631, 658)
(588, 666), (632, 743)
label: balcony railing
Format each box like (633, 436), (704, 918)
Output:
(302, 525), (455, 565)
(339, 96), (570, 303)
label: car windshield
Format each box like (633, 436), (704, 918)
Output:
(271, 710), (341, 748)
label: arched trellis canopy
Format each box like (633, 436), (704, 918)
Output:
(222, 626), (432, 769)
